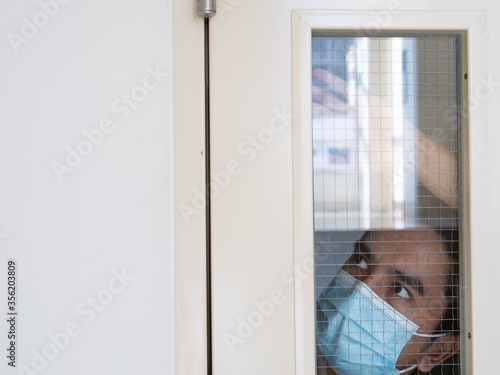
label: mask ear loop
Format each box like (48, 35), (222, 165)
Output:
(413, 331), (449, 338)
(396, 331), (449, 373)
(397, 364), (418, 374)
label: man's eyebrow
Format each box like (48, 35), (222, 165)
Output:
(355, 241), (373, 261)
(390, 268), (425, 297)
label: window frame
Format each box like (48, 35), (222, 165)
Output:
(291, 9), (486, 374)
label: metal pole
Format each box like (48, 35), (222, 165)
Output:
(197, 2), (215, 372)
(203, 16), (213, 375)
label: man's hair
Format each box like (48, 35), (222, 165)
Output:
(433, 228), (460, 335)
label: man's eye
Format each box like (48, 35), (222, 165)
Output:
(345, 253), (370, 277)
(357, 257), (368, 270)
(394, 285), (411, 299)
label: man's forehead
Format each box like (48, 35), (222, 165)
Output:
(360, 229), (451, 274)
(361, 229), (444, 251)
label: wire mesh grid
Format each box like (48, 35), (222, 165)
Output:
(313, 35), (462, 375)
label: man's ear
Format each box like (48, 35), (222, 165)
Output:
(417, 334), (460, 373)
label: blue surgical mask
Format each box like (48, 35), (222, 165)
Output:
(317, 269), (447, 375)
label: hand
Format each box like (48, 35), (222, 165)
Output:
(311, 68), (459, 208)
(312, 68), (351, 116)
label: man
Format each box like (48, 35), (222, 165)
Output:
(316, 229), (460, 375)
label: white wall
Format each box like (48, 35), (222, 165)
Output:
(1, 0), (499, 374)
(0, 1), (174, 374)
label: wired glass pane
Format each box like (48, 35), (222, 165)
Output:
(313, 35), (462, 375)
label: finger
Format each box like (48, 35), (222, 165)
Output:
(312, 84), (348, 113)
(312, 68), (347, 98)
(312, 102), (334, 117)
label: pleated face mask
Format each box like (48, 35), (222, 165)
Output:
(316, 269), (447, 375)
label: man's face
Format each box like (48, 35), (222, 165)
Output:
(341, 230), (453, 368)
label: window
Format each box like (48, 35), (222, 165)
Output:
(313, 35), (462, 375)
